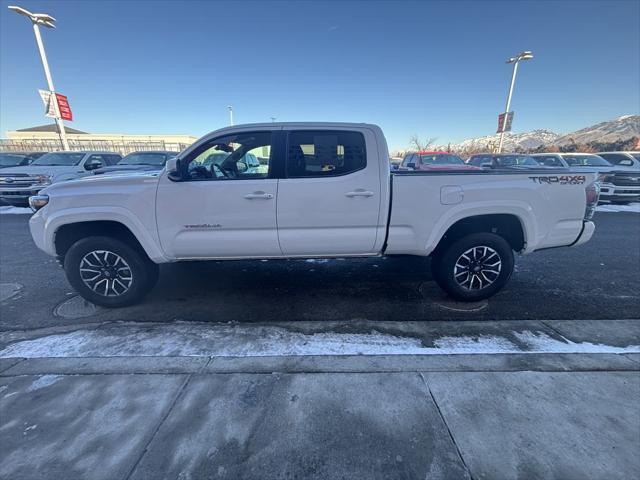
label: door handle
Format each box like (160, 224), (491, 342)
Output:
(244, 191), (274, 200)
(345, 190), (374, 198)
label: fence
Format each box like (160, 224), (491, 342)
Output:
(0, 139), (193, 155)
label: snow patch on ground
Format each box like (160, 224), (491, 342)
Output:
(25, 375), (61, 392)
(596, 203), (640, 213)
(0, 206), (32, 215)
(1, 323), (638, 358)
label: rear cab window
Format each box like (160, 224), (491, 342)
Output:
(286, 130), (366, 178)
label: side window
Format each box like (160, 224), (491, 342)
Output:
(286, 130), (366, 178)
(401, 154), (415, 167)
(186, 131), (272, 181)
(107, 155), (122, 165)
(87, 154), (105, 166)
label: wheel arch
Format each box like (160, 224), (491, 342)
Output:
(431, 213), (526, 257)
(54, 220), (149, 261)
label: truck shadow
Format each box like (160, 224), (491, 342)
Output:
(136, 256), (446, 323)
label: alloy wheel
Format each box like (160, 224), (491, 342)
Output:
(79, 250), (133, 297)
(453, 246), (502, 290)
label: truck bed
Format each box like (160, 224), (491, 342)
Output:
(386, 169), (595, 256)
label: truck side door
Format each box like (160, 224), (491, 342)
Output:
(155, 130), (281, 259)
(276, 129), (382, 255)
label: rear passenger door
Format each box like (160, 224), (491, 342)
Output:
(276, 129), (382, 256)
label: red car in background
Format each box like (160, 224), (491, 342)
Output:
(400, 151), (482, 171)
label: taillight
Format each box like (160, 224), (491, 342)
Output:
(584, 181), (600, 220)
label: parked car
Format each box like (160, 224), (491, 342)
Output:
(0, 151), (122, 206)
(531, 153), (640, 203)
(29, 122), (598, 307)
(1, 153), (33, 169)
(400, 151), (480, 171)
(93, 151), (177, 175)
(0, 152), (46, 168)
(467, 153), (542, 169)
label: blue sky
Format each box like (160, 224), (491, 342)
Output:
(1, 0), (639, 150)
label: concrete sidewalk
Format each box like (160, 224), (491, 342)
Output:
(1, 353), (639, 480)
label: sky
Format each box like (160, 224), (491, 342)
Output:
(1, 0), (639, 151)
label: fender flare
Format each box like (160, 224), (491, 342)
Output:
(423, 201), (536, 255)
(44, 206), (168, 263)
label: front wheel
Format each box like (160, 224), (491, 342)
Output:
(64, 236), (159, 308)
(432, 232), (514, 302)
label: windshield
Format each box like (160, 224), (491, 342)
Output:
(419, 154), (464, 165)
(496, 155), (539, 166)
(0, 154), (28, 166)
(31, 152), (85, 166)
(119, 152), (169, 166)
(561, 155), (611, 167)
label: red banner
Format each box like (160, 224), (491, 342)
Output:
(55, 93), (73, 121)
(497, 112), (514, 133)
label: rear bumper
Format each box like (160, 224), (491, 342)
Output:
(573, 221), (595, 247)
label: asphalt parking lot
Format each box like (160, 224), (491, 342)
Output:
(1, 210), (639, 480)
(1, 211), (639, 330)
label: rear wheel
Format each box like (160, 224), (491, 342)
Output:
(432, 232), (514, 302)
(64, 236), (159, 308)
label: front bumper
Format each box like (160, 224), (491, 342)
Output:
(599, 182), (640, 203)
(0, 186), (44, 205)
(28, 207), (51, 255)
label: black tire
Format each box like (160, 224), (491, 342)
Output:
(432, 232), (514, 302)
(64, 236), (159, 308)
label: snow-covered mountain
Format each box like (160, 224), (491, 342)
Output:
(448, 129), (559, 152)
(554, 115), (640, 145)
(446, 115), (639, 152)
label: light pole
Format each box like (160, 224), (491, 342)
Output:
(8, 5), (69, 151)
(227, 105), (234, 126)
(270, 116), (276, 123)
(497, 50), (533, 153)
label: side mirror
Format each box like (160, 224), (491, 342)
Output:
(406, 163), (416, 170)
(481, 161), (493, 168)
(237, 161), (248, 173)
(84, 160), (103, 171)
(166, 157), (183, 181)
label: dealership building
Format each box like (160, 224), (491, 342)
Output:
(2, 124), (198, 154)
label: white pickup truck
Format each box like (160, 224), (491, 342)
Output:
(28, 123), (599, 307)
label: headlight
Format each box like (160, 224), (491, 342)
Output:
(28, 195), (49, 212)
(35, 174), (53, 185)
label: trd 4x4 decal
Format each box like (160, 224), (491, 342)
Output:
(529, 175), (586, 185)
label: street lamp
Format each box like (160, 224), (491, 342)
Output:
(497, 50), (533, 153)
(270, 116), (276, 123)
(227, 105), (234, 126)
(8, 5), (69, 150)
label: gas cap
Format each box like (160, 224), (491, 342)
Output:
(440, 185), (464, 205)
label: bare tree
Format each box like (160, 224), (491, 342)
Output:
(409, 134), (437, 151)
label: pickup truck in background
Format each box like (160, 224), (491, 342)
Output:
(0, 151), (122, 206)
(531, 153), (640, 203)
(28, 123), (599, 307)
